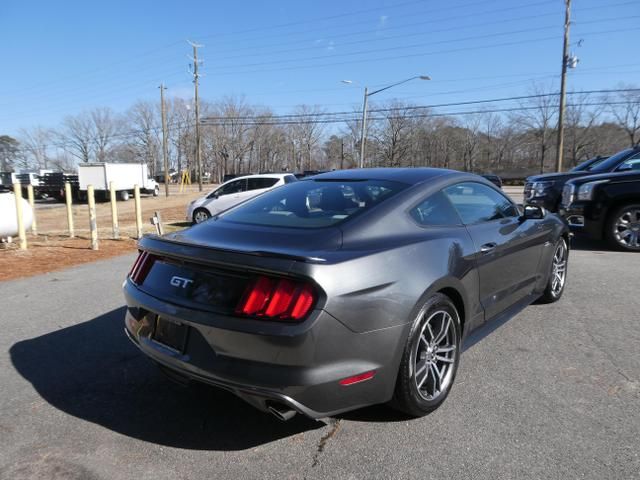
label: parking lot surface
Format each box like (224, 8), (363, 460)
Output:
(1, 239), (638, 479)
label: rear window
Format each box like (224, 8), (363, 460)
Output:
(220, 179), (408, 228)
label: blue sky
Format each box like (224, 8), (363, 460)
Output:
(0, 0), (638, 136)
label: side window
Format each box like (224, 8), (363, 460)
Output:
(219, 179), (246, 196)
(247, 177), (279, 190)
(284, 175), (297, 184)
(410, 191), (461, 226)
(617, 153), (640, 171)
(444, 182), (518, 225)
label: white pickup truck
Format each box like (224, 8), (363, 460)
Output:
(78, 163), (159, 201)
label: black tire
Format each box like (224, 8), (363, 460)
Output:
(392, 293), (462, 417)
(537, 237), (569, 304)
(605, 203), (640, 252)
(153, 186), (160, 197)
(119, 190), (130, 201)
(192, 208), (211, 224)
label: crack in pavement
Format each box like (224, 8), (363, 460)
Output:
(311, 419), (342, 468)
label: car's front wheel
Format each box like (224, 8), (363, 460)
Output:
(192, 208), (211, 224)
(606, 204), (640, 252)
(392, 293), (461, 417)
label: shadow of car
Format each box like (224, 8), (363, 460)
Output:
(9, 306), (320, 451)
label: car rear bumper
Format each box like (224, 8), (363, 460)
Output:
(123, 280), (406, 419)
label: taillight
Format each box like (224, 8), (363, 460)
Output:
(235, 275), (317, 321)
(129, 251), (157, 285)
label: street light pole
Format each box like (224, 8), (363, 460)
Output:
(359, 87), (369, 168)
(355, 75), (430, 168)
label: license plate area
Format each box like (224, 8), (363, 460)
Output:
(153, 316), (189, 353)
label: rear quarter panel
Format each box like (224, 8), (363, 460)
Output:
(290, 227), (480, 335)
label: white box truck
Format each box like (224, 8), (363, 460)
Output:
(78, 163), (159, 201)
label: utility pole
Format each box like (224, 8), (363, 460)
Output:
(359, 87), (369, 169)
(189, 41), (204, 191)
(555, 0), (571, 173)
(340, 138), (345, 170)
(159, 83), (170, 197)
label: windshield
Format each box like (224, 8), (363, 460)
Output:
(219, 179), (409, 228)
(589, 148), (634, 173)
(571, 157), (606, 172)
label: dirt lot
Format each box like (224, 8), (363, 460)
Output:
(0, 184), (208, 281)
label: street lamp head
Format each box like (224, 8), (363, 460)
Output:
(419, 75), (431, 80)
(341, 80), (353, 84)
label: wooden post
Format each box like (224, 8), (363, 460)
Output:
(134, 184), (143, 239)
(65, 182), (75, 238)
(87, 185), (98, 250)
(150, 211), (164, 235)
(109, 181), (119, 239)
(26, 184), (37, 235)
(13, 183), (27, 250)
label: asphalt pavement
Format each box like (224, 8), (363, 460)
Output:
(0, 239), (638, 479)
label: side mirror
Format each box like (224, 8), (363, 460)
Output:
(522, 205), (546, 220)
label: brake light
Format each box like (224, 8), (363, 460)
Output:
(129, 251), (157, 285)
(236, 275), (317, 321)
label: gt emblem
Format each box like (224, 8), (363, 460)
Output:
(170, 276), (194, 288)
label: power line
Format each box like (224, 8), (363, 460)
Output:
(205, 26), (640, 77)
(199, 88), (640, 122)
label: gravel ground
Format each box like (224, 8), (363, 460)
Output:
(0, 237), (638, 480)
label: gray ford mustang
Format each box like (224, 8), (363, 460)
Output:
(123, 168), (569, 420)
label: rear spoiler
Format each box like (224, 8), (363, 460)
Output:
(138, 235), (326, 269)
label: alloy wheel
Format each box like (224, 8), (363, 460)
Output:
(613, 208), (640, 249)
(413, 310), (458, 402)
(194, 210), (210, 223)
(551, 240), (568, 296)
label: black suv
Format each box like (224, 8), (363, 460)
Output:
(560, 171), (640, 251)
(525, 147), (640, 211)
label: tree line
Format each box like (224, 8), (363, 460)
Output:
(1, 83), (639, 181)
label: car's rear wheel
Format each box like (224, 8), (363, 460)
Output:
(606, 204), (640, 252)
(392, 293), (461, 417)
(537, 238), (568, 304)
(193, 208), (211, 224)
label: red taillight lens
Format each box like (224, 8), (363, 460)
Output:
(236, 275), (317, 321)
(339, 370), (376, 386)
(129, 251), (157, 285)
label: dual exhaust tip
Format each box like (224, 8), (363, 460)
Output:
(267, 402), (297, 421)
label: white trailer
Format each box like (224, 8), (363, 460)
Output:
(78, 163), (159, 201)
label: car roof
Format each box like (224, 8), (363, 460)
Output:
(224, 173), (292, 183)
(309, 167), (457, 185)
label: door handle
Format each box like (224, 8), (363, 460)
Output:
(480, 242), (497, 253)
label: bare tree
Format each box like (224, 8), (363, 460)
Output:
(607, 85), (640, 146)
(564, 93), (603, 167)
(61, 112), (94, 162)
(168, 98), (195, 178)
(288, 104), (326, 171)
(127, 101), (160, 172)
(91, 107), (121, 162)
(374, 101), (416, 167)
(18, 127), (53, 170)
(512, 83), (558, 173)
